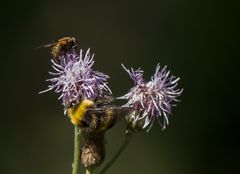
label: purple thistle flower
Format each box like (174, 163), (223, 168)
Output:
(40, 49), (112, 110)
(118, 64), (183, 131)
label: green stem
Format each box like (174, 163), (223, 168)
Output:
(99, 132), (133, 174)
(86, 168), (93, 174)
(72, 126), (81, 174)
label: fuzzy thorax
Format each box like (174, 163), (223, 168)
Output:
(67, 100), (94, 125)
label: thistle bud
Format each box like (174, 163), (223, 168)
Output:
(81, 133), (105, 169)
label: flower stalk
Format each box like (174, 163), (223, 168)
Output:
(86, 168), (93, 174)
(99, 131), (133, 174)
(72, 126), (81, 174)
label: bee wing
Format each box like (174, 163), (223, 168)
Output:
(35, 42), (57, 49)
(95, 95), (114, 107)
(86, 108), (106, 115)
(57, 37), (70, 42)
(86, 106), (134, 117)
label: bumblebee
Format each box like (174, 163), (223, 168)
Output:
(67, 98), (133, 168)
(67, 98), (132, 133)
(38, 36), (78, 59)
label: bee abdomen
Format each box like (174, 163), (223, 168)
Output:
(51, 44), (62, 58)
(101, 108), (116, 131)
(94, 108), (117, 133)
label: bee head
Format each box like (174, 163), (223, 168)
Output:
(71, 37), (78, 46)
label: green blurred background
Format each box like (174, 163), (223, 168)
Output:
(1, 0), (239, 174)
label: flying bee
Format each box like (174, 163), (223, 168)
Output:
(67, 98), (133, 168)
(38, 36), (78, 60)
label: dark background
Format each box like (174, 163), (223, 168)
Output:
(1, 0), (239, 174)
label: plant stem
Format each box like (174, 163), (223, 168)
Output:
(86, 168), (93, 174)
(72, 126), (81, 174)
(99, 132), (133, 174)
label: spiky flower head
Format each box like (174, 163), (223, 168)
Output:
(118, 64), (182, 131)
(40, 49), (112, 110)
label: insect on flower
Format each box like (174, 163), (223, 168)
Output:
(39, 48), (112, 109)
(67, 98), (133, 133)
(68, 98), (133, 168)
(37, 36), (78, 60)
(39, 48), (134, 168)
